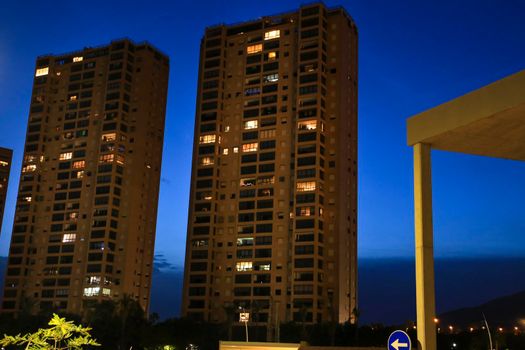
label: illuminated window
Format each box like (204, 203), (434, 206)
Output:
(83, 287), (100, 297)
(236, 261), (253, 272)
(22, 164), (37, 173)
(258, 263), (271, 271)
(199, 134), (216, 144)
(223, 148), (229, 155)
(115, 154), (125, 165)
(199, 156), (214, 166)
(297, 181), (316, 192)
(87, 276), (101, 285)
(244, 120), (258, 130)
(59, 152), (73, 160)
(246, 44), (263, 54)
(240, 178), (256, 187)
(72, 160), (85, 169)
(23, 155), (38, 163)
(233, 147), (239, 153)
(75, 171), (84, 179)
(192, 239), (208, 247)
(35, 67), (49, 77)
(237, 238), (254, 246)
(264, 30), (280, 40)
(73, 56), (83, 62)
(298, 207), (315, 216)
(102, 288), (111, 296)
(198, 192), (213, 200)
(99, 154), (114, 163)
(62, 233), (76, 243)
(263, 73), (279, 83)
(101, 133), (117, 142)
(225, 126), (230, 132)
(242, 143), (258, 152)
(268, 51), (277, 60)
(298, 120), (317, 130)
(69, 95), (78, 101)
(22, 196), (32, 202)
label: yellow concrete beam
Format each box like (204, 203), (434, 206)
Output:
(407, 69), (525, 160)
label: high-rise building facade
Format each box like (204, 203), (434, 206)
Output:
(182, 3), (358, 328)
(0, 147), (13, 235)
(1, 39), (169, 315)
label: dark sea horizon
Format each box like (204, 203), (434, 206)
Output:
(2, 256), (525, 326)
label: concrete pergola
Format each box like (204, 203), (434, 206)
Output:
(406, 69), (525, 350)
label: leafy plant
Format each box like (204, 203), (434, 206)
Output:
(0, 313), (100, 349)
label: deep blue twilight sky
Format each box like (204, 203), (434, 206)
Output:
(0, 1), (524, 268)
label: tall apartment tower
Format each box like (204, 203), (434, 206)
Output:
(1, 39), (169, 315)
(183, 3), (358, 328)
(0, 147), (13, 235)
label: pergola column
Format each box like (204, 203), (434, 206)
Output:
(413, 143), (436, 350)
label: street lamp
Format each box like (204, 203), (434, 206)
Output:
(239, 306), (250, 342)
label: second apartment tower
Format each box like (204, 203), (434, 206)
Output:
(183, 3), (358, 326)
(2, 39), (169, 315)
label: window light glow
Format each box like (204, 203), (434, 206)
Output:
(236, 261), (253, 271)
(264, 73), (279, 83)
(244, 120), (258, 129)
(246, 44), (262, 54)
(101, 133), (117, 142)
(72, 160), (85, 169)
(59, 152), (73, 160)
(73, 56), (83, 62)
(242, 143), (258, 152)
(22, 164), (37, 173)
(298, 207), (315, 216)
(62, 233), (76, 243)
(258, 263), (271, 271)
(87, 276), (101, 285)
(199, 134), (216, 144)
(115, 154), (125, 165)
(264, 30), (280, 40)
(297, 181), (316, 192)
(83, 287), (100, 297)
(298, 120), (317, 130)
(99, 154), (114, 163)
(35, 67), (49, 77)
(268, 51), (277, 60)
(240, 178), (256, 187)
(237, 238), (254, 246)
(200, 156), (214, 166)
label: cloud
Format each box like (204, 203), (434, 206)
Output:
(153, 253), (181, 272)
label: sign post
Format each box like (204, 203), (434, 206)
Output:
(239, 312), (250, 342)
(388, 330), (411, 350)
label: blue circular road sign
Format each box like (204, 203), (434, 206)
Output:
(388, 330), (412, 350)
